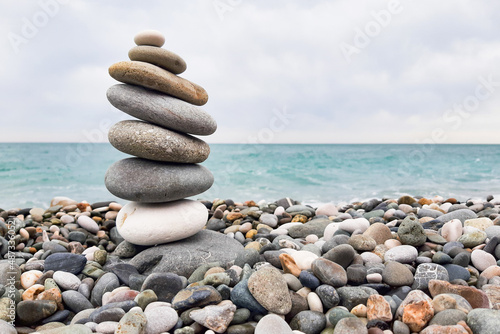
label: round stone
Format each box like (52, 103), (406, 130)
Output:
(467, 308), (500, 334)
(315, 284), (340, 309)
(105, 158), (213, 203)
(290, 310), (326, 334)
(255, 314), (293, 334)
(471, 249), (496, 271)
(363, 223), (393, 245)
(16, 300), (58, 325)
(311, 258), (348, 287)
(397, 216), (426, 246)
(129, 45), (186, 74)
(384, 245), (418, 263)
(144, 306), (178, 333)
(134, 30), (165, 47)
(109, 61), (208, 106)
(109, 120), (210, 163)
(107, 84), (216, 136)
(382, 261), (414, 287)
(116, 199), (208, 246)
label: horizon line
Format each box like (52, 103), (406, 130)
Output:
(1, 142), (500, 145)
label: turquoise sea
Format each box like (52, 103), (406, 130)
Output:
(1, 143), (499, 209)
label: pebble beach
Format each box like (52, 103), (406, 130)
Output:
(3, 26), (500, 334)
(1, 194), (500, 334)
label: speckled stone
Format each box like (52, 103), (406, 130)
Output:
(109, 120), (210, 163)
(247, 267), (292, 315)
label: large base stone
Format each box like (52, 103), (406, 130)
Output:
(128, 230), (244, 278)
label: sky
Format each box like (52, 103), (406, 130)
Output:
(1, 0), (500, 144)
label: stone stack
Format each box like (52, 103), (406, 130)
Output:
(104, 30), (217, 246)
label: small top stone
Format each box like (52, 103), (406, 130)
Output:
(134, 30), (165, 47)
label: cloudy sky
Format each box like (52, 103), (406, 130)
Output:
(1, 0), (499, 144)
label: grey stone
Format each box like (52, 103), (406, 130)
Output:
(311, 258), (347, 287)
(92, 307), (125, 323)
(397, 215), (426, 246)
(436, 209), (478, 223)
(322, 244), (356, 269)
(128, 230), (243, 278)
(43, 241), (68, 253)
(109, 120), (210, 163)
(289, 310), (326, 334)
(44, 253), (87, 275)
(443, 264), (471, 282)
(105, 158), (214, 202)
(0, 262), (21, 289)
(62, 290), (94, 313)
(334, 317), (368, 334)
(141, 272), (183, 303)
(337, 287), (376, 311)
(429, 309), (467, 326)
(327, 307), (357, 327)
(288, 218), (331, 238)
(113, 241), (137, 258)
(107, 263), (140, 285)
(418, 208), (443, 219)
(467, 308), (500, 334)
(107, 84), (216, 135)
(315, 284), (340, 309)
(234, 248), (261, 268)
(90, 272), (119, 306)
(0, 319), (16, 334)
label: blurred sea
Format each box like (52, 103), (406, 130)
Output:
(1, 143), (499, 209)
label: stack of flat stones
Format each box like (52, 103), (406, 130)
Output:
(104, 30), (217, 246)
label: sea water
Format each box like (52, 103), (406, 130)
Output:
(1, 143), (499, 209)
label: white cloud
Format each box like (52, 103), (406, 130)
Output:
(0, 0), (499, 143)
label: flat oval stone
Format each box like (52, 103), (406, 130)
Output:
(44, 253), (87, 275)
(141, 273), (183, 303)
(109, 61), (208, 106)
(129, 45), (186, 74)
(16, 300), (58, 325)
(129, 230), (243, 278)
(108, 120), (210, 163)
(61, 290), (94, 313)
(247, 267), (292, 315)
(134, 30), (165, 47)
(107, 84), (216, 136)
(105, 158), (213, 203)
(116, 199), (208, 245)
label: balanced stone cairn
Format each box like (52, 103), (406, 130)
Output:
(104, 30), (217, 246)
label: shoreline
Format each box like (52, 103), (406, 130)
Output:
(1, 194), (500, 333)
